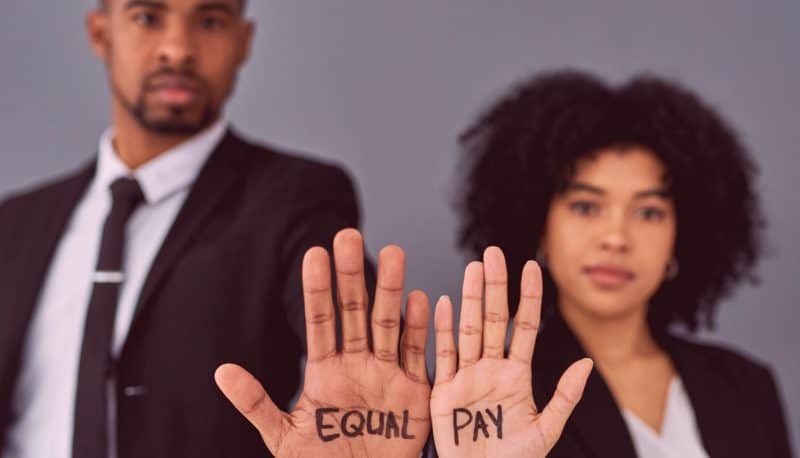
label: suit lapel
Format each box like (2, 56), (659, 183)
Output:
(1, 163), (95, 352)
(0, 163), (94, 425)
(663, 335), (756, 457)
(123, 131), (245, 346)
(534, 312), (638, 458)
(539, 315), (756, 457)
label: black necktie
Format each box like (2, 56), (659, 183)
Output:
(72, 177), (144, 458)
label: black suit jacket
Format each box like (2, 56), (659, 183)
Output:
(0, 130), (374, 457)
(534, 311), (794, 457)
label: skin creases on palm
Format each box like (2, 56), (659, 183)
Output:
(271, 355), (431, 458)
(431, 359), (546, 458)
(428, 251), (592, 458)
(215, 231), (435, 458)
(216, 235), (590, 457)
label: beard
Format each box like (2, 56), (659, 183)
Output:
(111, 67), (218, 136)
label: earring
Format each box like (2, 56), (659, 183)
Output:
(666, 257), (679, 280)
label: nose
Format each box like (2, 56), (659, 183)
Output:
(599, 210), (630, 254)
(157, 21), (196, 69)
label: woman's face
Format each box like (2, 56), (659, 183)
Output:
(541, 146), (676, 320)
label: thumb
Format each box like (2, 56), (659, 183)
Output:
(537, 358), (593, 449)
(215, 363), (287, 454)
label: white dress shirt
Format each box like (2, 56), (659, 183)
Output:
(3, 120), (227, 458)
(622, 377), (710, 458)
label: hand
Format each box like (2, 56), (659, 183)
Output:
(215, 229), (431, 458)
(430, 247), (592, 457)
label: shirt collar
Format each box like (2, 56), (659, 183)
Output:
(94, 119), (228, 205)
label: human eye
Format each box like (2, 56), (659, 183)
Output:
(199, 14), (229, 30)
(568, 200), (600, 216)
(131, 10), (162, 28)
(637, 206), (666, 221)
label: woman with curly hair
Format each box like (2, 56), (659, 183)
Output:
(456, 70), (792, 457)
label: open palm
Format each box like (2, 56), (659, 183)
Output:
(215, 229), (430, 458)
(430, 248), (592, 458)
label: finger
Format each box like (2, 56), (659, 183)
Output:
(458, 261), (484, 369)
(215, 364), (286, 454)
(303, 247), (336, 361)
(508, 261), (543, 364)
(538, 358), (593, 449)
(434, 295), (457, 384)
(482, 247), (509, 359)
(372, 245), (405, 363)
(333, 229), (369, 354)
(400, 290), (430, 384)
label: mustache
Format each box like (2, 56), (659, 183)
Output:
(142, 67), (206, 90)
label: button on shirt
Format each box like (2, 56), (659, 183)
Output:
(3, 120), (227, 458)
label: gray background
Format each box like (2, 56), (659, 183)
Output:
(1, 0), (797, 448)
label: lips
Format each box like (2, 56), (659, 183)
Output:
(583, 264), (635, 289)
(147, 75), (201, 106)
(153, 86), (196, 105)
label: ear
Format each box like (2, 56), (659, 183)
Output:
(235, 20), (256, 66)
(86, 9), (111, 61)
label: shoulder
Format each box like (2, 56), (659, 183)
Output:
(228, 130), (359, 205)
(229, 131), (357, 195)
(667, 334), (777, 387)
(0, 164), (93, 255)
(668, 334), (793, 455)
(0, 163), (93, 220)
(217, 130), (364, 235)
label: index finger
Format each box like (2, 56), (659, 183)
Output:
(507, 260), (543, 364)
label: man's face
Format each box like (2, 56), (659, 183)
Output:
(88, 0), (253, 135)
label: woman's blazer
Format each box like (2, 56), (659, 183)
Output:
(534, 311), (793, 457)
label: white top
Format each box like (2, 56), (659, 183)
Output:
(3, 120), (227, 458)
(621, 377), (709, 458)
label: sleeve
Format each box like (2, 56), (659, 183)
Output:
(754, 365), (794, 457)
(277, 163), (377, 348)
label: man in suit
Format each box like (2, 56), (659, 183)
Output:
(0, 0), (370, 456)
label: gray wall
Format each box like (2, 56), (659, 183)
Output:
(2, 0), (797, 448)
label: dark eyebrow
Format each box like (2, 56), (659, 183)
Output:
(196, 1), (237, 15)
(564, 182), (605, 195)
(564, 182), (671, 199)
(122, 1), (237, 15)
(124, 0), (166, 10)
(634, 188), (671, 199)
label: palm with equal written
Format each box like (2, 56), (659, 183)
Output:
(430, 247), (593, 458)
(215, 229), (431, 458)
